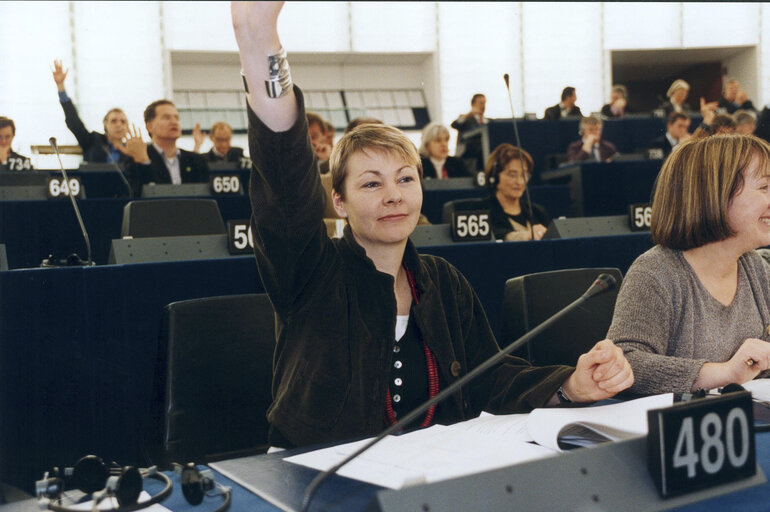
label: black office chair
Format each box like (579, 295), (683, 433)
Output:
(120, 198), (226, 238)
(501, 267), (623, 367)
(148, 293), (276, 467)
(441, 198), (488, 224)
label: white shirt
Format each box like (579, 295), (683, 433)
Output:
(429, 157), (447, 179)
(153, 142), (181, 184)
(665, 132), (679, 149)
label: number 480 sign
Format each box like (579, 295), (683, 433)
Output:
(647, 390), (756, 498)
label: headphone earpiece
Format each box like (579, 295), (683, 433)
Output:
(487, 157), (500, 192)
(72, 455), (109, 494)
(177, 463), (231, 512)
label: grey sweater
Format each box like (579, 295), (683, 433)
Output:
(607, 245), (770, 395)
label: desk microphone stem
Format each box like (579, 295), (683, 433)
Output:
(50, 137), (93, 266)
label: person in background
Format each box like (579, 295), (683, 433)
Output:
(451, 93), (487, 171)
(718, 78), (756, 114)
(600, 84), (629, 118)
(734, 110), (758, 135)
(607, 135), (770, 396)
(193, 121), (245, 163)
(0, 117), (33, 171)
(648, 112), (691, 158)
(51, 60), (132, 166)
(419, 123), (470, 179)
(692, 98), (736, 138)
(543, 87), (583, 120)
(345, 117), (383, 133)
(122, 100), (209, 197)
(567, 116), (617, 162)
(658, 79), (691, 118)
(323, 119), (335, 148)
(232, 0), (633, 449)
(478, 144), (550, 241)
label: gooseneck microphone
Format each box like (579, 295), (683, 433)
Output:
(300, 273), (618, 512)
(49, 137), (94, 266)
(503, 73), (537, 241)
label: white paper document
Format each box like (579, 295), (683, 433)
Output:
(67, 491), (171, 511)
(736, 379), (770, 401)
(285, 394), (674, 489)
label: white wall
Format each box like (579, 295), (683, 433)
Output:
(4, 1), (770, 163)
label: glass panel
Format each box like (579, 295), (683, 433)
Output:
(407, 90), (425, 107)
(206, 91), (239, 108)
(325, 91), (344, 108)
(362, 91), (380, 107)
(330, 110), (348, 128)
(382, 109), (400, 126)
(346, 91), (364, 108)
(188, 92), (208, 108)
(397, 108), (416, 126)
(393, 90), (410, 107)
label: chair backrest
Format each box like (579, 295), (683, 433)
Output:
(150, 293), (276, 466)
(501, 267), (623, 367)
(441, 198), (488, 224)
(121, 199), (225, 238)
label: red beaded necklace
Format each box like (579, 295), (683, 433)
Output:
(384, 266), (440, 428)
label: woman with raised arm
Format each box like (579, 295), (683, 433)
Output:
(233, 1), (633, 449)
(608, 135), (770, 396)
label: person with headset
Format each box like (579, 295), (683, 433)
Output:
(51, 60), (133, 166)
(232, 1), (633, 450)
(477, 143), (550, 241)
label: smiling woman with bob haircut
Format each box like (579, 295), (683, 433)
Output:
(608, 134), (770, 396)
(232, 1), (633, 450)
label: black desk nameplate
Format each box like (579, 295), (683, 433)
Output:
(647, 391), (756, 498)
(451, 210), (491, 242)
(628, 203), (651, 232)
(210, 175), (242, 195)
(47, 176), (84, 199)
(227, 219), (254, 254)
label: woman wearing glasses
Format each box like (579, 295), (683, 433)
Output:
(481, 144), (551, 241)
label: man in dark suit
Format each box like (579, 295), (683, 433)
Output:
(566, 116), (616, 162)
(717, 78), (756, 115)
(544, 87), (583, 120)
(648, 112), (691, 158)
(124, 100), (209, 197)
(451, 93), (487, 171)
(193, 121), (245, 163)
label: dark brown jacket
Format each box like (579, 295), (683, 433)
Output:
(248, 88), (574, 448)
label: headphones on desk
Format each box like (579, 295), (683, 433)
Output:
(36, 455), (172, 512)
(175, 463), (231, 512)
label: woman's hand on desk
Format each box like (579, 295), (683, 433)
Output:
(693, 338), (770, 391)
(562, 339), (634, 402)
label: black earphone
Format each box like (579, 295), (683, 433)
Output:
(175, 463), (231, 512)
(36, 455), (172, 512)
(486, 154), (501, 192)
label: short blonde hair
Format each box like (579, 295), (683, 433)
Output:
(651, 134), (770, 250)
(419, 123), (450, 158)
(329, 123), (422, 200)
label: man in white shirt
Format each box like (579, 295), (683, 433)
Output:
(123, 100), (209, 197)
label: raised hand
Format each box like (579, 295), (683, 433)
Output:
(231, 1), (296, 132)
(561, 339), (634, 402)
(51, 60), (68, 92)
(700, 97), (718, 125)
(116, 124), (150, 164)
(192, 122), (205, 153)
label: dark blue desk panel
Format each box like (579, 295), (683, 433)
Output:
(0, 196), (254, 269)
(0, 233), (654, 493)
(484, 116), (701, 185)
(0, 184), (570, 268)
(540, 159), (662, 217)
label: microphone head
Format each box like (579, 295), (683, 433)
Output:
(583, 273), (617, 299)
(503, 73), (510, 88)
(49, 137), (57, 148)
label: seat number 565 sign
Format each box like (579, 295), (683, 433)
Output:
(451, 211), (491, 242)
